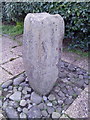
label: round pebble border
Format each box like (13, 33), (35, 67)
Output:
(0, 60), (89, 119)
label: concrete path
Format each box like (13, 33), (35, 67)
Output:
(0, 35), (89, 119)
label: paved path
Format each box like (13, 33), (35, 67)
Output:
(0, 35), (89, 119)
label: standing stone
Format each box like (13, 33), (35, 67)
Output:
(23, 13), (64, 95)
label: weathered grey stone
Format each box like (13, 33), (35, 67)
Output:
(31, 92), (42, 104)
(9, 91), (21, 101)
(1, 80), (13, 88)
(28, 106), (42, 118)
(23, 13), (64, 95)
(13, 74), (25, 85)
(5, 106), (19, 119)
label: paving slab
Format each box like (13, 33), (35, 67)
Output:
(0, 67), (13, 84)
(2, 36), (19, 52)
(61, 87), (88, 118)
(1, 57), (24, 77)
(1, 36), (22, 64)
(62, 51), (88, 71)
(11, 46), (22, 57)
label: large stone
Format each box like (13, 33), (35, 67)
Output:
(23, 13), (64, 95)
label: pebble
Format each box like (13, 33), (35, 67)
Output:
(41, 110), (48, 117)
(8, 101), (14, 107)
(3, 101), (8, 110)
(13, 74), (25, 85)
(27, 99), (32, 104)
(47, 106), (55, 114)
(56, 107), (61, 113)
(13, 102), (19, 108)
(58, 91), (65, 98)
(3, 88), (8, 92)
(9, 91), (21, 101)
(52, 100), (58, 106)
(38, 103), (44, 110)
(28, 106), (41, 118)
(22, 89), (27, 95)
(48, 94), (55, 101)
(58, 100), (63, 104)
(18, 87), (22, 91)
(24, 86), (31, 92)
(1, 80), (13, 88)
(20, 112), (27, 118)
(8, 86), (13, 90)
(43, 96), (47, 101)
(20, 100), (27, 107)
(79, 75), (83, 79)
(24, 94), (30, 99)
(5, 106), (19, 119)
(23, 107), (28, 114)
(28, 104), (32, 109)
(13, 87), (17, 92)
(20, 82), (27, 87)
(54, 86), (60, 93)
(17, 107), (22, 112)
(31, 92), (42, 104)
(47, 102), (53, 107)
(52, 112), (60, 118)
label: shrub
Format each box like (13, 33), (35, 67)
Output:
(2, 2), (90, 51)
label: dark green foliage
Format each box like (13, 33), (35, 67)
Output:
(2, 2), (90, 51)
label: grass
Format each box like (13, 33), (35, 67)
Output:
(63, 47), (89, 58)
(0, 22), (23, 36)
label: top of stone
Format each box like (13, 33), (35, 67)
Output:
(25, 12), (62, 22)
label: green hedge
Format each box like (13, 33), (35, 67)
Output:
(2, 2), (90, 51)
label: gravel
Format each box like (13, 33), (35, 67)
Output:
(1, 61), (89, 119)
